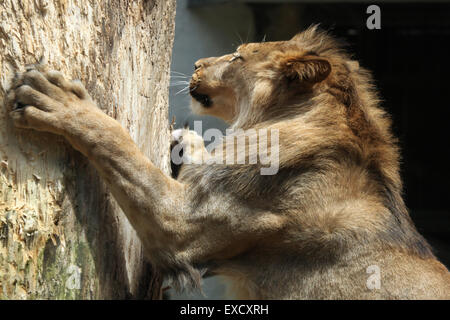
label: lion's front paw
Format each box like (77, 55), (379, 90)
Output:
(5, 65), (94, 134)
(170, 128), (209, 177)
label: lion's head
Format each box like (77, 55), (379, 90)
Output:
(189, 26), (362, 128)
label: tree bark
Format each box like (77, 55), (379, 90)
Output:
(0, 0), (176, 299)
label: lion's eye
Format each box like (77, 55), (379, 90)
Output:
(229, 52), (243, 62)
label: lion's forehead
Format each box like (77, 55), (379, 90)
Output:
(197, 41), (309, 65)
(238, 41), (290, 53)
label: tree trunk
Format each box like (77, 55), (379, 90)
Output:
(0, 0), (176, 299)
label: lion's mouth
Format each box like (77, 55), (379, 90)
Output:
(189, 85), (212, 108)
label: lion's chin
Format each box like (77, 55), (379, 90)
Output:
(190, 99), (210, 115)
(190, 89), (212, 108)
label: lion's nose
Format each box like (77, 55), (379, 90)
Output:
(194, 59), (207, 70)
(194, 58), (214, 70)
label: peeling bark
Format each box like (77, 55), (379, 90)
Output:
(0, 0), (176, 299)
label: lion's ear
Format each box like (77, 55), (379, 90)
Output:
(282, 55), (331, 84)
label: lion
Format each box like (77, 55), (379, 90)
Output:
(5, 26), (450, 299)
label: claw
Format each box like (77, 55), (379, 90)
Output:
(4, 90), (16, 111)
(24, 62), (48, 74)
(25, 64), (36, 72)
(11, 72), (24, 89)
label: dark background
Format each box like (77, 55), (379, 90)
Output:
(249, 2), (450, 267)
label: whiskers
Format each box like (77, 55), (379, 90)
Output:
(171, 71), (189, 78)
(170, 71), (191, 95)
(233, 24), (253, 48)
(235, 30), (244, 46)
(174, 85), (191, 95)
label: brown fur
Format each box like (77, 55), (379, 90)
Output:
(6, 26), (450, 299)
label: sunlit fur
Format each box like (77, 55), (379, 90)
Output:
(177, 26), (450, 298)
